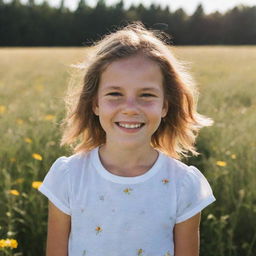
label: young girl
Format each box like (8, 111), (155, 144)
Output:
(39, 23), (216, 256)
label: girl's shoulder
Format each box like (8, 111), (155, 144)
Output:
(162, 153), (209, 185)
(50, 149), (93, 174)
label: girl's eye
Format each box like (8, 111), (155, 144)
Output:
(107, 92), (122, 96)
(141, 93), (156, 97)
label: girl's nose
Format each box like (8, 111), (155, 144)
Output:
(121, 98), (139, 115)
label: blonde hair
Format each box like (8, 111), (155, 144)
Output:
(60, 22), (213, 159)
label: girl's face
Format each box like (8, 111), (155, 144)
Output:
(93, 54), (168, 150)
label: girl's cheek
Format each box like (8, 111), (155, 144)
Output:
(98, 99), (122, 112)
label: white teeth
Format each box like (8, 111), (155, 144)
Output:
(118, 123), (142, 129)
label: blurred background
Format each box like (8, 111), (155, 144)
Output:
(0, 0), (256, 256)
(0, 0), (256, 45)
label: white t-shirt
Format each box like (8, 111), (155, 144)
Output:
(39, 147), (216, 256)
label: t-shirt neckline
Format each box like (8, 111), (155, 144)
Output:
(91, 146), (164, 184)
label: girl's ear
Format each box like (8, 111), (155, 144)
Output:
(92, 97), (99, 116)
(161, 100), (168, 118)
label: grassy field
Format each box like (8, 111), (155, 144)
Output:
(0, 47), (255, 256)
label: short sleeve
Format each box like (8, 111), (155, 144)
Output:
(38, 157), (71, 215)
(176, 166), (216, 223)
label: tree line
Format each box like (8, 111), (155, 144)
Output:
(0, 0), (255, 46)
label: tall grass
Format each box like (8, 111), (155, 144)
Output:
(0, 47), (255, 255)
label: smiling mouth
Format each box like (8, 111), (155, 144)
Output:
(115, 122), (145, 129)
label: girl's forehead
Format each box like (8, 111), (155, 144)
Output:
(99, 54), (163, 82)
(98, 54), (164, 92)
(107, 54), (159, 70)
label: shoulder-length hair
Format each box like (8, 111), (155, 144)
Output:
(60, 22), (213, 159)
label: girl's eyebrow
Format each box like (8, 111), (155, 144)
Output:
(103, 86), (160, 92)
(103, 86), (121, 91)
(141, 87), (160, 92)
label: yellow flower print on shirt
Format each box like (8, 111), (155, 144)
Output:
(137, 248), (144, 255)
(123, 188), (133, 194)
(164, 251), (171, 256)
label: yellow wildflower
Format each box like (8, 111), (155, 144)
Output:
(10, 158), (16, 163)
(32, 153), (43, 161)
(0, 239), (18, 248)
(0, 239), (4, 248)
(0, 105), (6, 114)
(231, 154), (236, 159)
(34, 84), (44, 92)
(14, 178), (24, 184)
(216, 161), (227, 167)
(24, 137), (32, 144)
(16, 118), (24, 125)
(32, 181), (42, 189)
(123, 188), (133, 194)
(44, 114), (55, 121)
(9, 190), (20, 196)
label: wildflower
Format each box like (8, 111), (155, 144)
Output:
(34, 84), (44, 92)
(231, 154), (236, 159)
(24, 137), (32, 144)
(220, 215), (230, 222)
(0, 239), (18, 248)
(207, 214), (216, 220)
(238, 189), (245, 199)
(10, 158), (16, 163)
(32, 153), (43, 161)
(9, 190), (20, 196)
(44, 114), (55, 121)
(14, 178), (24, 184)
(216, 161), (227, 167)
(16, 119), (24, 125)
(46, 141), (56, 146)
(32, 181), (42, 189)
(0, 105), (6, 114)
(0, 239), (4, 248)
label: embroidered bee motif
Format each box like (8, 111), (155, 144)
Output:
(123, 188), (133, 194)
(162, 178), (169, 184)
(95, 226), (103, 235)
(99, 195), (105, 201)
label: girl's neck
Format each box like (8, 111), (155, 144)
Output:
(98, 144), (159, 177)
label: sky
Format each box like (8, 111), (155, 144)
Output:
(7, 0), (256, 14)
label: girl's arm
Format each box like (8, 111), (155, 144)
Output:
(173, 212), (201, 256)
(46, 201), (71, 256)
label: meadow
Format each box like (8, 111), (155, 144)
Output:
(0, 46), (255, 256)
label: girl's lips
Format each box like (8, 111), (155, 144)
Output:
(115, 122), (145, 132)
(115, 122), (144, 127)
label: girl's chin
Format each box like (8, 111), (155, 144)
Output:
(106, 140), (151, 150)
